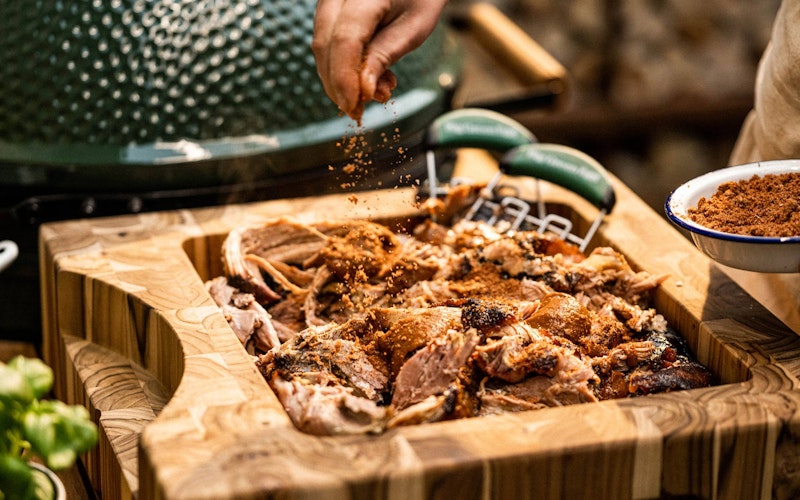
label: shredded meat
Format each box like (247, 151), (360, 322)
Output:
(208, 205), (713, 435)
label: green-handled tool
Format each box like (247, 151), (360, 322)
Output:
(463, 143), (615, 251)
(423, 108), (614, 251)
(500, 143), (616, 213)
(424, 108), (536, 198)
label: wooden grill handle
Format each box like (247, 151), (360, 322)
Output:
(464, 2), (570, 109)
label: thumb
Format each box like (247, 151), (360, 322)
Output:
(359, 51), (395, 104)
(372, 71), (398, 103)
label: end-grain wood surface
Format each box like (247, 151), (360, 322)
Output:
(39, 150), (800, 499)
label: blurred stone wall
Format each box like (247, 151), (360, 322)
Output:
(512, 0), (780, 109)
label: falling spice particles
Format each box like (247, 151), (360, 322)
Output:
(688, 172), (800, 237)
(330, 127), (374, 191)
(327, 97), (415, 200)
(331, 121), (415, 214)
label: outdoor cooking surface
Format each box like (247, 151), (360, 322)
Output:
(38, 154), (800, 499)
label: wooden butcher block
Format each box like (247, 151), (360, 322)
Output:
(39, 150), (800, 500)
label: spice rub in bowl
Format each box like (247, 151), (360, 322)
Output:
(666, 159), (800, 273)
(688, 172), (800, 238)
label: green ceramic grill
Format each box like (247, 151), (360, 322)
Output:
(0, 0), (461, 191)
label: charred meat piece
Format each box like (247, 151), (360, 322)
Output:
(628, 362), (714, 395)
(387, 390), (458, 428)
(591, 330), (714, 399)
(627, 330), (714, 394)
(458, 298), (517, 331)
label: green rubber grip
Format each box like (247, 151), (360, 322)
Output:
(500, 143), (616, 212)
(425, 108), (536, 152)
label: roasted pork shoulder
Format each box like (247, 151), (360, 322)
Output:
(208, 213), (713, 435)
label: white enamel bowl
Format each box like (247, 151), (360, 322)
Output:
(665, 160), (800, 274)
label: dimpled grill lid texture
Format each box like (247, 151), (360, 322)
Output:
(0, 0), (458, 188)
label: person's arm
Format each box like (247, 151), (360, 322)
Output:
(730, 0), (800, 164)
(312, 0), (448, 122)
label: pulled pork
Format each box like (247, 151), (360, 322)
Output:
(207, 212), (712, 435)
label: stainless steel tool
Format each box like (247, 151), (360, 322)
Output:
(424, 108), (616, 251)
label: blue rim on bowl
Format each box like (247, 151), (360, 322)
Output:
(665, 159), (800, 273)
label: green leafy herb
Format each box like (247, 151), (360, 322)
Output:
(0, 356), (98, 500)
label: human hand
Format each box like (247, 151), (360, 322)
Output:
(313, 0), (448, 122)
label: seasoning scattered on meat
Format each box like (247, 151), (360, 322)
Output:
(688, 172), (800, 237)
(207, 188), (713, 435)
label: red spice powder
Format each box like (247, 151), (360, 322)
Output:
(688, 172), (800, 237)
